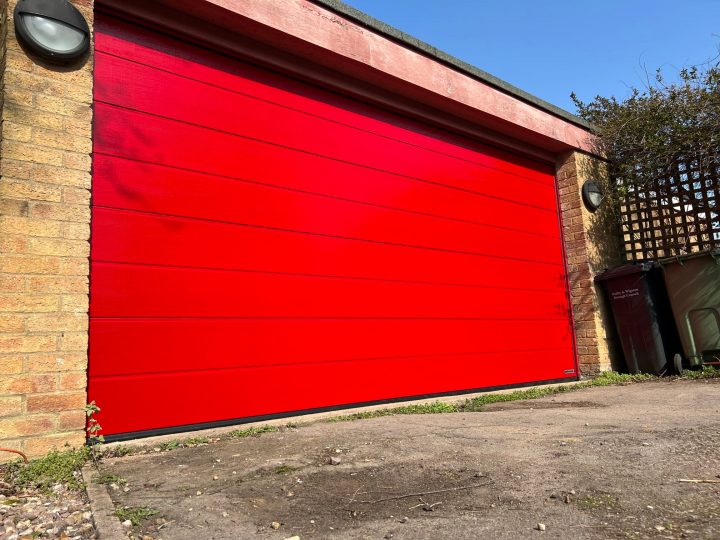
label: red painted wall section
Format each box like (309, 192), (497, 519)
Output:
(88, 15), (578, 436)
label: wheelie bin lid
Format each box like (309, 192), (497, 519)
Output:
(594, 262), (659, 282)
(658, 249), (720, 266)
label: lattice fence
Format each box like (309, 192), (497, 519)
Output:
(620, 159), (720, 261)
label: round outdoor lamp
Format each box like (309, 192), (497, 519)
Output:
(14, 0), (90, 63)
(581, 180), (604, 212)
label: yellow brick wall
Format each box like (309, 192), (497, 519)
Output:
(557, 151), (624, 375)
(0, 0), (93, 458)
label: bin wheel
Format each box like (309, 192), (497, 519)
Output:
(673, 354), (683, 374)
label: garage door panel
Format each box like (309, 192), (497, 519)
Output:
(95, 25), (554, 185)
(89, 347), (577, 435)
(96, 53), (555, 193)
(93, 153), (559, 235)
(90, 263), (571, 320)
(92, 208), (568, 292)
(94, 103), (558, 216)
(89, 318), (574, 377)
(91, 168), (562, 265)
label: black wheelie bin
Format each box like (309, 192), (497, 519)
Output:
(595, 263), (682, 374)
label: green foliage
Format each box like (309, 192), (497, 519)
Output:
(679, 366), (719, 379)
(571, 57), (720, 226)
(392, 402), (459, 414)
(228, 425), (279, 438)
(183, 435), (210, 446)
(158, 435), (210, 451)
(158, 440), (181, 451)
(576, 494), (618, 510)
(93, 473), (126, 485)
(102, 444), (132, 458)
(114, 506), (159, 526)
(581, 371), (656, 386)
(327, 401), (458, 422)
(458, 372), (653, 412)
(85, 401), (104, 445)
(4, 448), (89, 491)
(274, 464), (297, 474)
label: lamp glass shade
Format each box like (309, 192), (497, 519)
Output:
(22, 14), (85, 53)
(587, 190), (603, 208)
(581, 180), (604, 211)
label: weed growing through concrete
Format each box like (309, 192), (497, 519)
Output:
(327, 401), (457, 422)
(228, 425), (280, 438)
(576, 493), (618, 510)
(114, 505), (159, 526)
(457, 372), (655, 412)
(183, 435), (210, 446)
(93, 473), (126, 485)
(157, 435), (210, 451)
(102, 444), (132, 458)
(157, 440), (181, 451)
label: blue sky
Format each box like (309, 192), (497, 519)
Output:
(341, 0), (720, 114)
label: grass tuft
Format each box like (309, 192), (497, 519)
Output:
(459, 372), (655, 412)
(576, 494), (618, 510)
(679, 366), (719, 379)
(114, 505), (159, 526)
(183, 435), (210, 446)
(93, 473), (126, 485)
(327, 401), (458, 422)
(274, 464), (297, 474)
(102, 444), (132, 458)
(158, 435), (210, 451)
(228, 425), (279, 438)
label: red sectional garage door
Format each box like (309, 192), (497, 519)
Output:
(89, 14), (577, 438)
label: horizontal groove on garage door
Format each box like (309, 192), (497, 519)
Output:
(90, 262), (572, 319)
(90, 348), (573, 379)
(94, 28), (555, 184)
(93, 153), (559, 235)
(92, 208), (568, 290)
(89, 14), (576, 436)
(90, 165), (563, 265)
(89, 318), (572, 376)
(93, 103), (559, 216)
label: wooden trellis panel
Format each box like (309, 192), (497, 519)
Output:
(620, 160), (720, 261)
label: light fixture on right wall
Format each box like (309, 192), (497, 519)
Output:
(581, 180), (604, 212)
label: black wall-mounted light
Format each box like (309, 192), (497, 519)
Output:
(14, 0), (90, 64)
(581, 180), (604, 212)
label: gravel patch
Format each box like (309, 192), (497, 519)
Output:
(0, 479), (97, 539)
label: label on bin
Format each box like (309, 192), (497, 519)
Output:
(611, 288), (640, 300)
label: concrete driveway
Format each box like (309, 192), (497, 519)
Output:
(95, 380), (720, 539)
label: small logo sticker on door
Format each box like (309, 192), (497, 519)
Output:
(564, 369), (576, 374)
